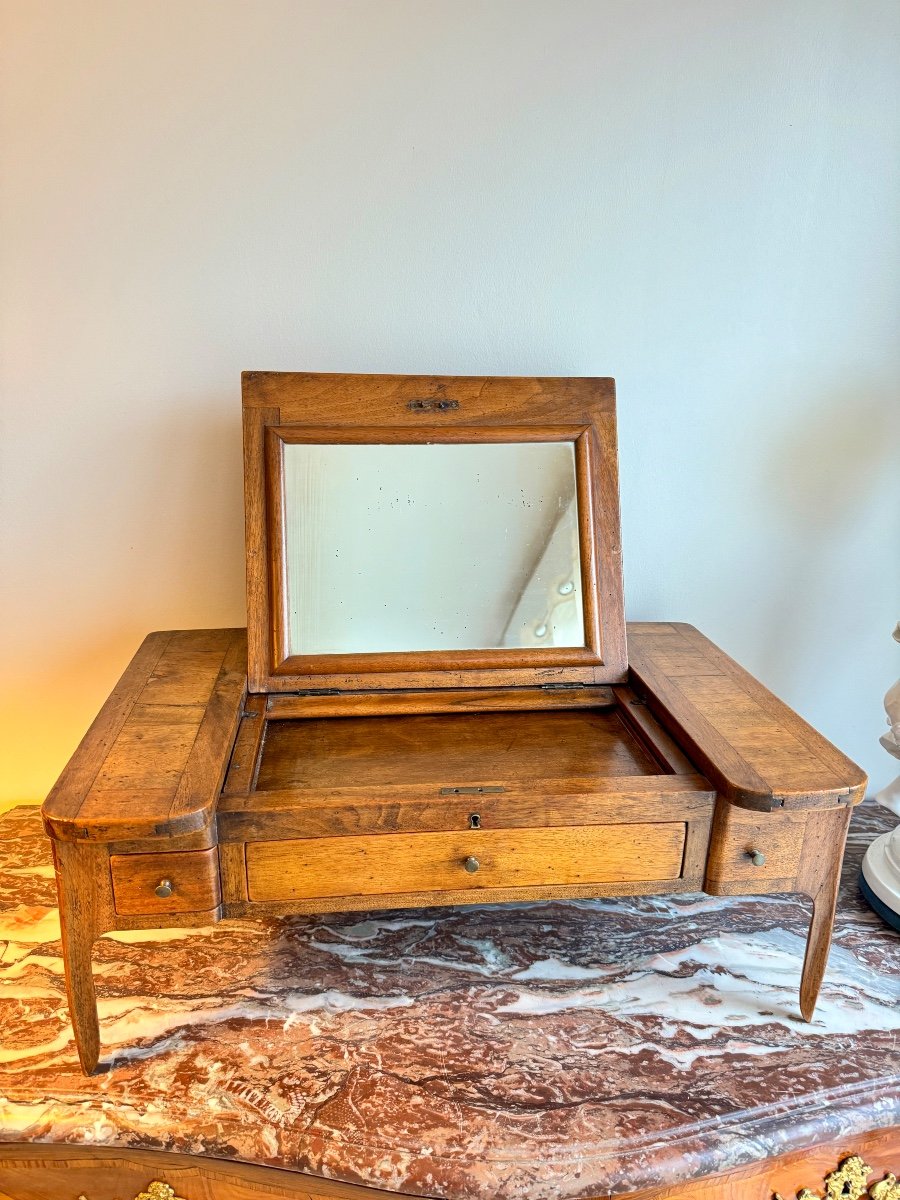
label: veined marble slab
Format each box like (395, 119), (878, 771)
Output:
(0, 804), (897, 1199)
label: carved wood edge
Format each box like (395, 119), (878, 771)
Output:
(64, 1156), (900, 1200)
(625, 621), (867, 811)
(774, 1154), (900, 1200)
(78, 1183), (186, 1200)
(4, 1135), (898, 1200)
(242, 373), (627, 695)
(44, 629), (247, 844)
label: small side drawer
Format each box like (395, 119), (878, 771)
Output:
(705, 803), (808, 894)
(110, 848), (221, 916)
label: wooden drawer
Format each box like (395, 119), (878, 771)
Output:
(245, 822), (687, 902)
(110, 848), (222, 916)
(705, 803), (808, 894)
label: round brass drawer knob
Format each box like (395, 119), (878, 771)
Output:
(463, 856), (480, 874)
(747, 849), (766, 867)
(154, 878), (174, 898)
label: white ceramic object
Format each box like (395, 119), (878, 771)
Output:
(860, 622), (900, 930)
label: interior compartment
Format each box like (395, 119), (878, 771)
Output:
(254, 707), (663, 791)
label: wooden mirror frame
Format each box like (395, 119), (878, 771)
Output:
(242, 373), (627, 695)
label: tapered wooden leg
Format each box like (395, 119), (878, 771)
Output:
(51, 841), (114, 1075)
(799, 887), (841, 1021)
(796, 805), (852, 1021)
(58, 901), (100, 1074)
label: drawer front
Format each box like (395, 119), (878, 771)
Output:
(245, 822), (687, 902)
(705, 802), (807, 894)
(110, 848), (222, 915)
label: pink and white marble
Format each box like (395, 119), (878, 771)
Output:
(0, 803), (898, 1199)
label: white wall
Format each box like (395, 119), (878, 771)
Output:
(1, 0), (898, 809)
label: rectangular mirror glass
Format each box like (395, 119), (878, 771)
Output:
(282, 441), (584, 656)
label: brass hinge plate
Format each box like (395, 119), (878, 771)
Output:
(440, 786), (506, 796)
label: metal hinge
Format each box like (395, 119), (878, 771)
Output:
(407, 397), (459, 412)
(540, 682), (587, 691)
(440, 786), (506, 796)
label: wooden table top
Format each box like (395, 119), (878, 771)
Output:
(0, 802), (897, 1199)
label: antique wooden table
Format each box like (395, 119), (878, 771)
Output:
(0, 802), (897, 1200)
(38, 375), (873, 1075)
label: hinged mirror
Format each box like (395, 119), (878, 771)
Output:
(242, 373), (626, 699)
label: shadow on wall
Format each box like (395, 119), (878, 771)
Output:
(757, 384), (900, 687)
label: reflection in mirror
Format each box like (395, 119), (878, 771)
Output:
(282, 441), (584, 656)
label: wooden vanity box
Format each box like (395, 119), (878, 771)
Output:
(43, 373), (867, 1075)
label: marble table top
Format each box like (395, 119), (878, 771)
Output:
(0, 803), (898, 1200)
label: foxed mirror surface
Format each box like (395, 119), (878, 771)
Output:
(282, 441), (584, 656)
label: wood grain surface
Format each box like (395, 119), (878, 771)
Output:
(626, 1124), (900, 1199)
(254, 708), (661, 791)
(110, 847), (221, 916)
(263, 684), (616, 719)
(241, 371), (616, 419)
(43, 629), (247, 843)
(217, 774), (715, 842)
(244, 821), (687, 901)
(705, 803), (809, 892)
(1, 1124), (897, 1199)
(241, 372), (627, 695)
(265, 423), (605, 676)
(0, 1143), (405, 1199)
(40, 619), (867, 1073)
(627, 622), (867, 811)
